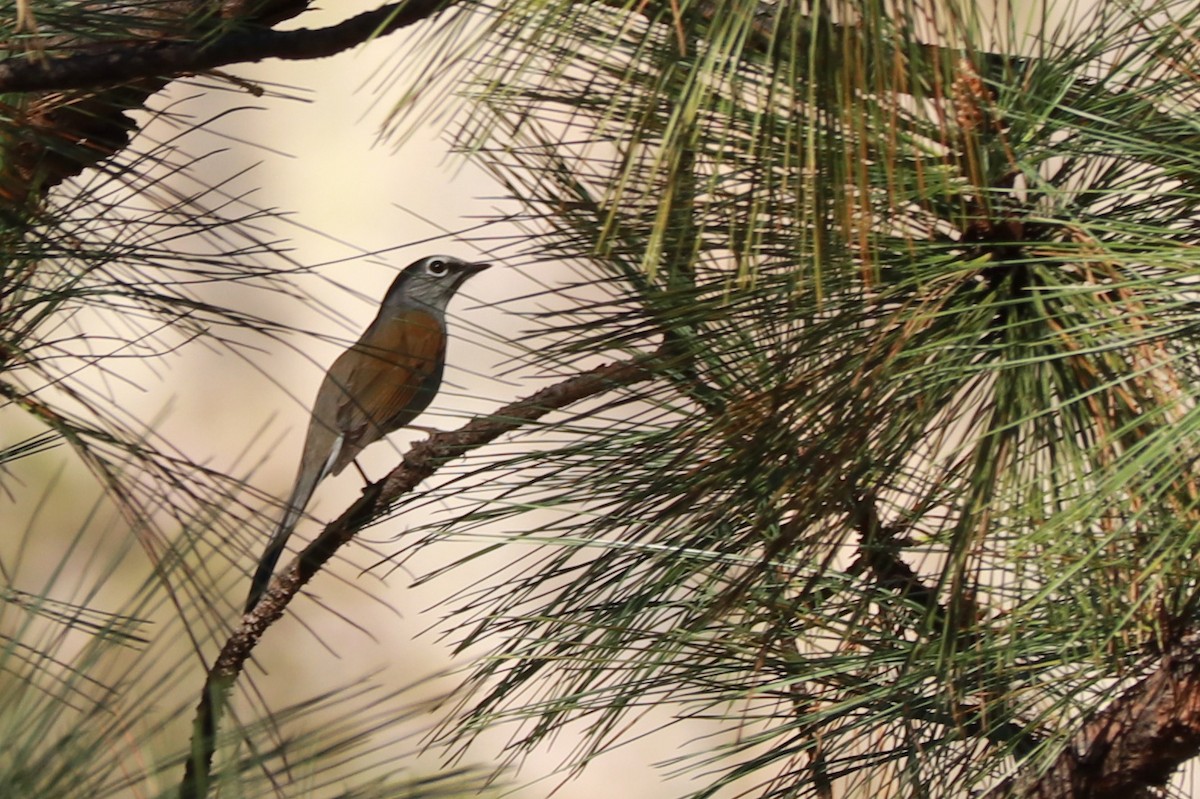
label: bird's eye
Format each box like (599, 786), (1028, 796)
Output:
(427, 259), (448, 275)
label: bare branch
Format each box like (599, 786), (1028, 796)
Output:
(179, 349), (661, 797)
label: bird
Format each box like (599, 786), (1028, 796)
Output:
(244, 254), (490, 613)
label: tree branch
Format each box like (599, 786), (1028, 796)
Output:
(179, 349), (661, 798)
(987, 637), (1200, 799)
(0, 0), (453, 93)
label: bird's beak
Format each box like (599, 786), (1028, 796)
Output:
(465, 261), (491, 276)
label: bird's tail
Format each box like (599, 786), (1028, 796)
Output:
(244, 463), (324, 613)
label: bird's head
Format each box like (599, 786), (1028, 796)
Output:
(385, 255), (490, 310)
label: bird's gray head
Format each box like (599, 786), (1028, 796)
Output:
(385, 255), (490, 310)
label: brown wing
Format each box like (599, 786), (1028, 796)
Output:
(316, 307), (445, 475)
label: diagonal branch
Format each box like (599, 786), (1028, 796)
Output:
(179, 348), (661, 798)
(0, 0), (453, 93)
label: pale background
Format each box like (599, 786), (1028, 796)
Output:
(4, 0), (1198, 796)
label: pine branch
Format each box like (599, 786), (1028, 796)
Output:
(0, 0), (457, 203)
(0, 0), (452, 93)
(988, 638), (1200, 799)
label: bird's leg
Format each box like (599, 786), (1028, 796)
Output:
(352, 459), (372, 488)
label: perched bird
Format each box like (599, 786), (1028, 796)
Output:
(244, 255), (490, 612)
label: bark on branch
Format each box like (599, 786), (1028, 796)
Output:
(989, 638), (1200, 799)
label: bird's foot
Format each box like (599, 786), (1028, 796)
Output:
(408, 424), (446, 436)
